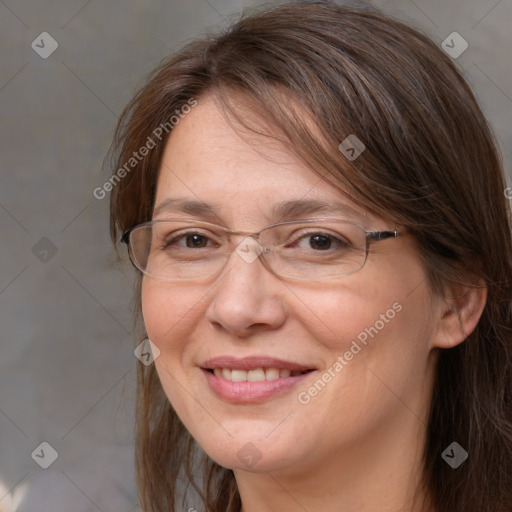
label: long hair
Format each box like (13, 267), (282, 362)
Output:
(109, 2), (512, 511)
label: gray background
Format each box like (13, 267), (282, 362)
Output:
(0, 0), (510, 511)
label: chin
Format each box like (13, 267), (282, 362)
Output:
(204, 444), (295, 473)
(189, 423), (305, 474)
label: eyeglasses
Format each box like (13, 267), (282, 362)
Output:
(121, 218), (400, 282)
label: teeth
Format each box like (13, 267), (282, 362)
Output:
(231, 369), (246, 382)
(247, 368), (265, 382)
(265, 368), (280, 381)
(212, 367), (305, 382)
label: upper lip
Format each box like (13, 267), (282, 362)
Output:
(201, 356), (316, 372)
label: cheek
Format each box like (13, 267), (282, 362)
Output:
(141, 280), (204, 413)
(141, 279), (203, 351)
(292, 266), (435, 404)
(289, 280), (407, 353)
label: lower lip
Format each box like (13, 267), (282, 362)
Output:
(201, 368), (315, 403)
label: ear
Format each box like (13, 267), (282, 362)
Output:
(432, 281), (487, 349)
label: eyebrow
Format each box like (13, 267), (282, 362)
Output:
(152, 197), (366, 222)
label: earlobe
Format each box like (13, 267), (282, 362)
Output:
(433, 282), (488, 349)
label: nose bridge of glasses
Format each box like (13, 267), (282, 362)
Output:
(230, 233), (266, 265)
(222, 225), (268, 250)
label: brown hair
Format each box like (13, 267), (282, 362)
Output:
(109, 2), (512, 511)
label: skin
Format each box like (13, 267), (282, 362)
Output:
(141, 93), (487, 512)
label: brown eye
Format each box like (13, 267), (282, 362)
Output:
(286, 230), (351, 252)
(184, 234), (209, 248)
(308, 234), (332, 250)
(163, 231), (216, 249)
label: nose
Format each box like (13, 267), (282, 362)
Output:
(205, 237), (287, 338)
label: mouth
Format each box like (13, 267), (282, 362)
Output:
(204, 367), (312, 382)
(200, 356), (317, 403)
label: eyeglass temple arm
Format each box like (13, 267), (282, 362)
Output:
(121, 230), (131, 244)
(367, 230), (400, 242)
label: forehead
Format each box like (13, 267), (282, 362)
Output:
(153, 95), (376, 227)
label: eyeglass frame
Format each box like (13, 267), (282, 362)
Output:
(121, 217), (401, 282)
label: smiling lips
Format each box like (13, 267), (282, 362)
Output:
(201, 356), (316, 403)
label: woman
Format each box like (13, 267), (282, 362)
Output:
(109, 2), (512, 511)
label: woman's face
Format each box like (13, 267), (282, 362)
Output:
(142, 94), (442, 474)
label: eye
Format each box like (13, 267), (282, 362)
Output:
(306, 234), (334, 251)
(163, 230), (218, 249)
(287, 230), (352, 251)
